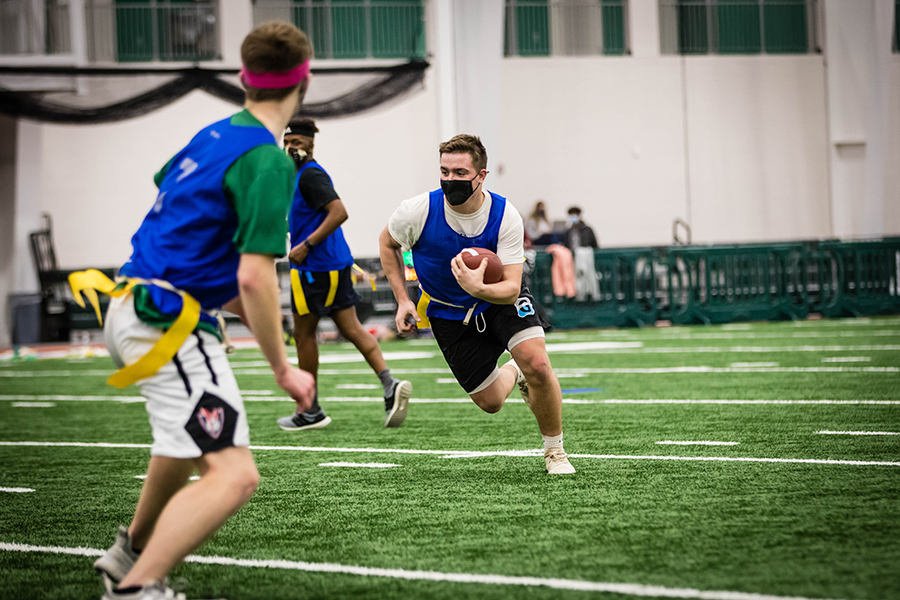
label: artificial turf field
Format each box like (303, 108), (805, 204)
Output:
(1, 316), (898, 600)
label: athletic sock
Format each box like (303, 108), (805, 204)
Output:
(377, 369), (396, 397)
(542, 433), (564, 452)
(303, 393), (321, 416)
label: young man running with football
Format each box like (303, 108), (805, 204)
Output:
(277, 117), (411, 431)
(90, 22), (316, 599)
(378, 134), (575, 475)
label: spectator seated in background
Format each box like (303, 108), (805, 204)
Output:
(564, 206), (598, 251)
(525, 201), (552, 245)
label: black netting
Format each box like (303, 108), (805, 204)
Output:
(0, 60), (428, 124)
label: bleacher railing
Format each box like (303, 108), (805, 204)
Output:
(529, 238), (900, 329)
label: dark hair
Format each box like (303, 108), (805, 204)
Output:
(439, 134), (488, 172)
(241, 21), (313, 102)
(567, 206), (582, 216)
(285, 117), (319, 138)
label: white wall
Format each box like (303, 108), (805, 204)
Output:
(498, 56), (689, 248)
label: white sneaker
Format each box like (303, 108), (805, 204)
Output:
(545, 448), (576, 474)
(101, 581), (184, 600)
(101, 580), (224, 600)
(94, 526), (138, 586)
(385, 380), (412, 428)
(505, 359), (530, 407)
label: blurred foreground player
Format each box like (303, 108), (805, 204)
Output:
(277, 118), (411, 431)
(88, 22), (316, 600)
(378, 134), (575, 475)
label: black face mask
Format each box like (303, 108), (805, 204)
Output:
(441, 176), (478, 206)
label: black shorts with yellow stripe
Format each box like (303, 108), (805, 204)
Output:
(290, 266), (360, 317)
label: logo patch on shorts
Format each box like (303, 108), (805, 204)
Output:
(198, 406), (225, 439)
(185, 391), (238, 453)
(515, 297), (535, 318)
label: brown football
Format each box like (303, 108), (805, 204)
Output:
(460, 247), (503, 284)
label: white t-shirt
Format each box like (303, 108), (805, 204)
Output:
(388, 189), (525, 265)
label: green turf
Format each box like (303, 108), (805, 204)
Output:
(1, 317), (899, 599)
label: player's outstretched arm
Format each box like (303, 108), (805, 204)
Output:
(237, 253), (315, 410)
(379, 226), (419, 335)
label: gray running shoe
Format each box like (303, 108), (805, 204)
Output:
(277, 411), (332, 431)
(94, 526), (138, 586)
(385, 380), (411, 428)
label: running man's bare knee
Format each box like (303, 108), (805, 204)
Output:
(200, 447), (259, 503)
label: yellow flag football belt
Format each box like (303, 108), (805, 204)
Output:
(68, 269), (201, 389)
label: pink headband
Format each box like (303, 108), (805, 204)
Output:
(240, 59), (310, 89)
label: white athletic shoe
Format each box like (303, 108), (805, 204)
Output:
(94, 526), (138, 586)
(545, 448), (576, 475)
(101, 580), (224, 600)
(385, 380), (412, 428)
(505, 359), (530, 406)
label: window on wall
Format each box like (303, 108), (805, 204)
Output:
(504, 0), (629, 57)
(659, 0), (817, 55)
(252, 0), (425, 60)
(112, 0), (220, 62)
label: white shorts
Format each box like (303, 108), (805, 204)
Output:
(104, 294), (250, 459)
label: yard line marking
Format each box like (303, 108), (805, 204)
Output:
(241, 390), (275, 395)
(821, 357), (871, 363)
(0, 544), (842, 600)
(11, 402), (56, 408)
(3, 395), (900, 406)
(563, 454), (899, 466)
(319, 462), (400, 468)
(0, 395), (144, 403)
(335, 384), (380, 390)
(0, 487), (35, 493)
(730, 362), (778, 368)
(816, 431), (900, 436)
(0, 542), (851, 600)
(435, 378), (459, 384)
(656, 441), (740, 446)
(2, 441), (897, 467)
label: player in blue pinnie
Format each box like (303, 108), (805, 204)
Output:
(277, 117), (412, 431)
(90, 21), (316, 600)
(379, 134), (575, 475)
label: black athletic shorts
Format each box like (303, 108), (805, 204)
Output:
(290, 266), (360, 317)
(429, 285), (548, 394)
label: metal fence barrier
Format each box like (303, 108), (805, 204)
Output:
(252, 0), (425, 60)
(530, 238), (900, 329)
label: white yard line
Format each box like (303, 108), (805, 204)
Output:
(816, 431), (900, 436)
(1, 441), (897, 467)
(319, 462), (400, 468)
(821, 357), (872, 363)
(2, 395), (899, 405)
(10, 402), (56, 408)
(0, 487), (35, 493)
(730, 363), (778, 368)
(335, 384), (380, 390)
(656, 441), (740, 446)
(0, 542), (850, 600)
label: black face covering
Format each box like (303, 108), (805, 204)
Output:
(441, 176), (478, 206)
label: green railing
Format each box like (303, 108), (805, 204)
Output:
(253, 1), (426, 60)
(504, 0), (628, 57)
(530, 238), (900, 329)
(660, 0), (815, 55)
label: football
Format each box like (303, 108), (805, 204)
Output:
(459, 247), (503, 284)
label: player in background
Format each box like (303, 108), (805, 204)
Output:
(90, 22), (316, 600)
(378, 134), (575, 475)
(277, 117), (411, 430)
